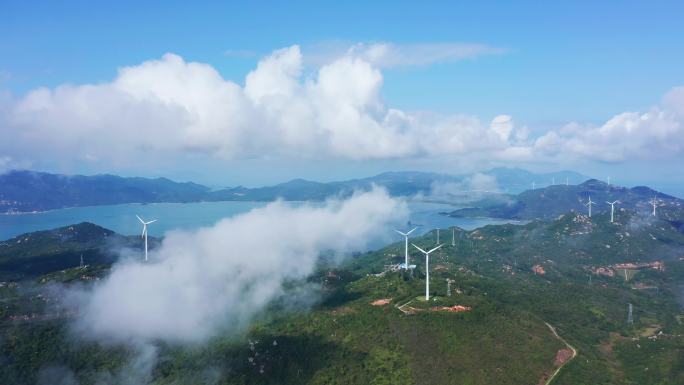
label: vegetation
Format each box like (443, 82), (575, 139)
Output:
(1, 207), (683, 384)
(448, 179), (684, 222)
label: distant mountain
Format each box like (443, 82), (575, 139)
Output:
(0, 170), (210, 213)
(482, 167), (589, 193)
(0, 168), (592, 213)
(448, 179), (684, 221)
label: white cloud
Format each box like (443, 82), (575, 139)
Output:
(67, 188), (407, 343)
(0, 44), (683, 171)
(345, 42), (506, 68)
(533, 106), (684, 162)
(305, 41), (505, 68)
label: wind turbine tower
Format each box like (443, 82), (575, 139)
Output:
(607, 200), (619, 223)
(566, 177), (569, 186)
(650, 196), (658, 216)
(136, 215), (157, 262)
(627, 303), (634, 325)
(607, 176), (611, 186)
(451, 228), (456, 247)
(395, 228), (417, 270)
(585, 197), (597, 217)
(79, 254), (84, 269)
(436, 229), (440, 245)
(532, 181), (536, 190)
(412, 243), (443, 301)
(552, 177), (555, 185)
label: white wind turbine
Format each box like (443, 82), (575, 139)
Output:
(137, 215), (157, 262)
(650, 196), (658, 216)
(394, 228), (417, 269)
(412, 243), (443, 301)
(606, 200), (620, 223)
(585, 197), (596, 217)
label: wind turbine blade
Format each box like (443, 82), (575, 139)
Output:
(394, 229), (407, 236)
(428, 244), (443, 254)
(146, 220), (157, 224)
(136, 215), (145, 224)
(406, 227), (418, 235)
(141, 225), (146, 237)
(412, 243), (427, 254)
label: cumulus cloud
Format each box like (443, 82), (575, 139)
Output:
(0, 44), (683, 170)
(67, 188), (407, 343)
(533, 90), (684, 162)
(0, 44), (525, 168)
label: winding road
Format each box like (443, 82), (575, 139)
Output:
(544, 322), (578, 385)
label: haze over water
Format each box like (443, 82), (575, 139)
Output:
(0, 200), (518, 243)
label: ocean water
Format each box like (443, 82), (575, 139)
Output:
(0, 200), (520, 241)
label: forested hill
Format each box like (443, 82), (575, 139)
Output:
(448, 179), (684, 221)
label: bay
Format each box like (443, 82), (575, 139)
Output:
(0, 200), (520, 242)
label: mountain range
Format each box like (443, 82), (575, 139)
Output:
(0, 168), (588, 213)
(448, 179), (684, 223)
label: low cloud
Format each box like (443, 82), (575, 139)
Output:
(66, 188), (407, 343)
(424, 173), (506, 204)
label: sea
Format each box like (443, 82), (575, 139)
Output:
(0, 200), (521, 243)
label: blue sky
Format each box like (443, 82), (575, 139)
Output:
(1, 1), (684, 191)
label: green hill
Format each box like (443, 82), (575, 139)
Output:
(1, 214), (683, 384)
(0, 222), (149, 280)
(448, 179), (684, 222)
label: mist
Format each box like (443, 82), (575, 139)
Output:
(66, 188), (407, 344)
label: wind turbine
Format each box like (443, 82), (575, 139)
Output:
(394, 228), (417, 269)
(650, 196), (658, 216)
(585, 197), (596, 217)
(137, 215), (157, 262)
(412, 243), (443, 301)
(606, 200), (619, 223)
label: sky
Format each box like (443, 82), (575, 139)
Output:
(1, 0), (684, 190)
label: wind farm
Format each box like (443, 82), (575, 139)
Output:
(1, 2), (683, 384)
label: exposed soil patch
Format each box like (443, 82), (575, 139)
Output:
(430, 305), (472, 313)
(370, 298), (392, 306)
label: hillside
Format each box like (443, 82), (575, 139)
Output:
(1, 211), (683, 384)
(448, 179), (684, 222)
(0, 170), (210, 213)
(0, 222), (149, 280)
(0, 168), (589, 213)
